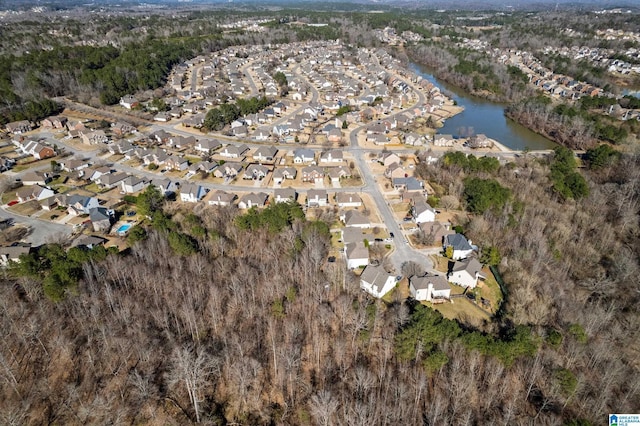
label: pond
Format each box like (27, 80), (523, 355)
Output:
(410, 62), (557, 151)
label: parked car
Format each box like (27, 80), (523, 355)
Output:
(7, 200), (18, 206)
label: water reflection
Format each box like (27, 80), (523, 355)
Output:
(410, 63), (557, 151)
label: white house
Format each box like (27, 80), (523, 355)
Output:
(444, 234), (474, 260)
(335, 193), (362, 208)
(179, 183), (207, 203)
(410, 274), (451, 302)
(360, 264), (397, 298)
(340, 210), (370, 228)
(412, 201), (436, 224)
(448, 257), (485, 289)
(307, 189), (328, 207)
(345, 241), (369, 269)
(120, 175), (149, 194)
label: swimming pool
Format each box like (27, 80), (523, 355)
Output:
(116, 223), (132, 235)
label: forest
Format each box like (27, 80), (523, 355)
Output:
(1, 146), (639, 424)
(0, 6), (639, 425)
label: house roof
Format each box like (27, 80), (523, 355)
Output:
(411, 273), (449, 291)
(336, 192), (362, 205)
(239, 192), (268, 206)
(452, 257), (484, 276)
(444, 233), (472, 251)
(342, 226), (364, 244)
(360, 264), (393, 289)
(254, 145), (278, 158)
(203, 190), (236, 204)
(343, 210), (369, 227)
(274, 188), (296, 200)
(89, 207), (111, 222)
(0, 243), (31, 260)
(414, 201), (435, 216)
(307, 189), (328, 200)
(345, 241), (369, 260)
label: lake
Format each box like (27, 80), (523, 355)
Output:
(410, 63), (557, 151)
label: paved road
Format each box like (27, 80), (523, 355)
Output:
(0, 206), (72, 246)
(347, 67), (434, 273)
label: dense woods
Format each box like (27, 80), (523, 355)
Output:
(2, 148), (640, 424)
(0, 6), (639, 425)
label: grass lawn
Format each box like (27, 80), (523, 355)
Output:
(2, 192), (16, 204)
(392, 202), (410, 214)
(475, 268), (503, 314)
(430, 255), (449, 273)
(342, 176), (363, 187)
(9, 200), (41, 216)
(331, 231), (344, 249)
(51, 185), (72, 194)
(431, 298), (491, 327)
(83, 182), (102, 194)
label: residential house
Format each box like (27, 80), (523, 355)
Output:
(412, 201), (436, 224)
(111, 122), (136, 137)
(203, 190), (236, 206)
(468, 134), (492, 149)
(272, 167), (297, 185)
(418, 221), (454, 246)
(153, 179), (179, 196)
(5, 120), (32, 134)
(238, 192), (269, 209)
(307, 189), (328, 207)
(232, 125), (249, 137)
(393, 176), (423, 192)
(448, 257), (485, 289)
(433, 134), (455, 147)
(293, 148), (315, 164)
(336, 193), (362, 208)
(108, 140), (134, 155)
(168, 135), (197, 149)
(40, 196), (58, 211)
(243, 164), (269, 180)
(319, 150), (344, 164)
(59, 159), (89, 173)
(328, 166), (351, 183)
(189, 161), (217, 175)
(98, 172), (128, 189)
(301, 166), (325, 183)
(64, 194), (100, 215)
(378, 152), (401, 167)
(165, 156), (189, 171)
(70, 235), (107, 249)
(274, 188), (297, 203)
(410, 273), (451, 302)
(16, 185), (55, 203)
(119, 95), (139, 109)
(0, 243), (32, 267)
(219, 144), (249, 158)
(41, 116), (67, 129)
(179, 183), (207, 203)
(328, 128), (343, 143)
(18, 140), (55, 160)
(89, 207), (114, 232)
(360, 264), (397, 298)
(21, 171), (49, 186)
(194, 139), (222, 154)
(81, 130), (109, 145)
(340, 210), (370, 228)
(444, 234), (474, 260)
(253, 146), (278, 162)
(385, 162), (407, 180)
(404, 132), (425, 146)
(368, 133), (389, 145)
(121, 175), (149, 194)
(213, 162), (243, 178)
(345, 241), (369, 269)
